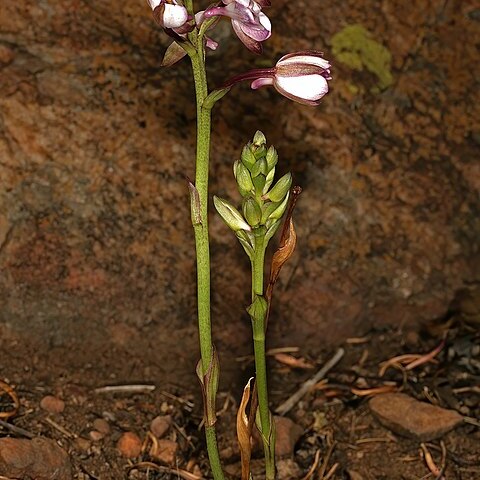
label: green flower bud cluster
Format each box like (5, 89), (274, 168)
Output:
(214, 131), (292, 258)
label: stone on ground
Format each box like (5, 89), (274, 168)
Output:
(276, 459), (302, 480)
(40, 395), (65, 414)
(149, 439), (178, 465)
(253, 416), (303, 457)
(0, 437), (72, 480)
(117, 432), (142, 458)
(369, 392), (463, 441)
(150, 414), (172, 439)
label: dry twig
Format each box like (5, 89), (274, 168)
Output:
(318, 440), (336, 479)
(405, 340), (445, 371)
(44, 417), (76, 438)
(276, 348), (344, 415)
(351, 385), (398, 396)
(0, 418), (35, 438)
(322, 463), (339, 480)
(94, 384), (156, 395)
(379, 340), (445, 378)
(274, 353), (314, 370)
(160, 390), (195, 410)
(420, 443), (446, 480)
(379, 354), (422, 377)
(300, 449), (321, 480)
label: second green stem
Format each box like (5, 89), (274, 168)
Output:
(251, 232), (276, 480)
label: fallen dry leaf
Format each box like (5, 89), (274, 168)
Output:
(236, 378), (254, 480)
(274, 353), (314, 370)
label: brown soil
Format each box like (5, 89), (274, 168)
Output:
(1, 321), (479, 479)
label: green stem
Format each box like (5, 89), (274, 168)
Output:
(205, 425), (224, 480)
(189, 43), (225, 480)
(251, 233), (276, 480)
(184, 0), (193, 15)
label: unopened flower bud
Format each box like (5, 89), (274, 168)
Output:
(243, 197), (262, 227)
(268, 191), (289, 220)
(263, 167), (275, 193)
(253, 145), (267, 160)
(241, 144), (257, 169)
(235, 162), (254, 194)
(265, 218), (281, 241)
(252, 174), (266, 193)
(260, 200), (281, 224)
(264, 172), (292, 202)
(214, 196), (251, 232)
(251, 158), (268, 178)
(266, 146), (278, 171)
(253, 130), (267, 147)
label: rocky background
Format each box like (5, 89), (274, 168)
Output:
(0, 0), (479, 387)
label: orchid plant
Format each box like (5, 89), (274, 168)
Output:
(146, 1), (330, 478)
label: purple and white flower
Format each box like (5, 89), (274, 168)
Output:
(148, 0), (189, 29)
(204, 0), (271, 53)
(224, 51), (331, 105)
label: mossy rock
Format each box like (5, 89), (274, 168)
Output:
(331, 24), (393, 91)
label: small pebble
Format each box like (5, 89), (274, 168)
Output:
(93, 418), (111, 435)
(40, 395), (65, 414)
(274, 416), (303, 457)
(117, 432), (142, 458)
(150, 415), (172, 439)
(276, 459), (302, 480)
(89, 430), (105, 442)
(75, 437), (91, 452)
(149, 439), (178, 465)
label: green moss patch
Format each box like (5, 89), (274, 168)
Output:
(332, 24), (393, 91)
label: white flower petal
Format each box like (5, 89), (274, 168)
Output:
(258, 12), (271, 33)
(162, 4), (188, 28)
(275, 74), (329, 102)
